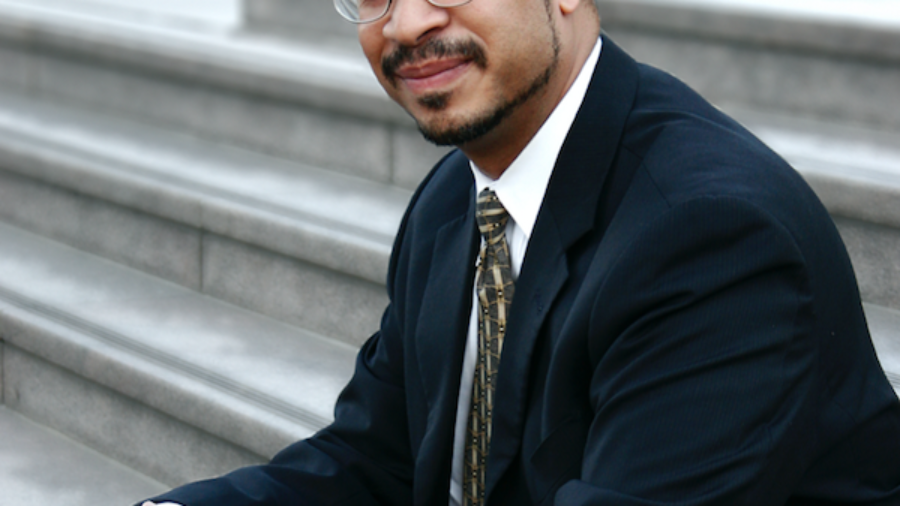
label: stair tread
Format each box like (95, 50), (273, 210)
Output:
(0, 86), (411, 284)
(732, 106), (900, 182)
(597, 0), (900, 62)
(0, 88), (409, 241)
(0, 221), (358, 449)
(0, 0), (402, 124)
(0, 406), (166, 505)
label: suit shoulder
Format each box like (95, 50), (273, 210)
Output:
(620, 65), (816, 218)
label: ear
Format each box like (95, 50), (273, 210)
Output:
(558, 0), (581, 15)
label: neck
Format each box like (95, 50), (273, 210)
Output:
(461, 31), (599, 180)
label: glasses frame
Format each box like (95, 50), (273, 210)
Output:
(334, 0), (474, 24)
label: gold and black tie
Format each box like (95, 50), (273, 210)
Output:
(463, 188), (516, 506)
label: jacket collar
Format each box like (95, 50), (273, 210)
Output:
(485, 35), (641, 500)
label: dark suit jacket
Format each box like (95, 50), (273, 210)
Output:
(152, 37), (900, 506)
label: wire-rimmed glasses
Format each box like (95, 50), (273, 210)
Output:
(334, 0), (474, 24)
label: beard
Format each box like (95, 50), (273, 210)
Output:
(381, 29), (561, 147)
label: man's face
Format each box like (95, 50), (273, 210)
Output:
(358, 0), (561, 146)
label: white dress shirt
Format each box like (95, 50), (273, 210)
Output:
(448, 38), (602, 506)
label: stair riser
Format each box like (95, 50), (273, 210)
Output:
(836, 217), (900, 312)
(0, 341), (4, 404)
(0, 168), (203, 290)
(0, 40), (445, 190)
(605, 28), (900, 132)
(0, 169), (387, 346)
(246, 0), (357, 42)
(203, 234), (387, 348)
(2, 344), (265, 486)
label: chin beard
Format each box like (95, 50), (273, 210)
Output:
(415, 97), (511, 146)
(415, 56), (557, 147)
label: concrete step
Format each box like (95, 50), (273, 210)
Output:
(0, 0), (449, 189)
(0, 221), (357, 488)
(598, 0), (900, 133)
(0, 406), (166, 505)
(7, 0), (242, 32)
(0, 86), (409, 346)
(246, 0), (357, 46)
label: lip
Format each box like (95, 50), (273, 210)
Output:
(395, 58), (472, 95)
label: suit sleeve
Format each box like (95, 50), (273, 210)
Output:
(558, 196), (819, 505)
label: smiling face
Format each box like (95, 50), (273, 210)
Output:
(358, 0), (565, 150)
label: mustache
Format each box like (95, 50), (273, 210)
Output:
(381, 38), (487, 84)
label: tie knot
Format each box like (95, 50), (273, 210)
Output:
(476, 189), (510, 242)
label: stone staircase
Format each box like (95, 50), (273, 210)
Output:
(0, 1), (897, 504)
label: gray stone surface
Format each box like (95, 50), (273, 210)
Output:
(202, 234), (388, 347)
(0, 86), (407, 285)
(0, 295), (320, 457)
(835, 217), (900, 312)
(0, 40), (396, 183)
(246, 0), (358, 43)
(865, 304), (900, 396)
(0, 406), (166, 506)
(0, 221), (356, 428)
(597, 0), (900, 62)
(22, 0), (241, 31)
(732, 106), (900, 228)
(393, 126), (453, 190)
(0, 2), (449, 189)
(3, 346), (266, 486)
(0, 169), (203, 290)
(0, 1), (407, 123)
(605, 28), (900, 133)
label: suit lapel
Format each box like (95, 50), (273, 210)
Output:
(413, 165), (479, 506)
(484, 36), (641, 499)
(415, 204), (478, 408)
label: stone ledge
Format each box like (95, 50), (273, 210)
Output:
(731, 108), (900, 230)
(597, 0), (900, 63)
(0, 407), (166, 504)
(0, 0), (407, 126)
(0, 88), (406, 285)
(3, 345), (267, 487)
(0, 222), (356, 461)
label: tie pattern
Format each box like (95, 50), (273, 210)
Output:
(463, 188), (515, 506)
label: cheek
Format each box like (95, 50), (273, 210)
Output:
(358, 26), (386, 76)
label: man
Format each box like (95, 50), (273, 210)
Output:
(143, 0), (900, 502)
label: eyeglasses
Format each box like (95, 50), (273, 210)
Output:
(334, 0), (473, 24)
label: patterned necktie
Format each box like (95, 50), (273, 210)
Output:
(464, 188), (516, 506)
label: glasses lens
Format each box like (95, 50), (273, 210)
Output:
(334, 0), (389, 22)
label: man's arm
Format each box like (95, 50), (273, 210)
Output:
(561, 196), (819, 504)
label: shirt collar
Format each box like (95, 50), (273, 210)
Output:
(471, 37), (602, 240)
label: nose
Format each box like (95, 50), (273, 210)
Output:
(382, 0), (451, 47)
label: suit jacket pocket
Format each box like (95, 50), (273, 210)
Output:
(527, 411), (590, 505)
